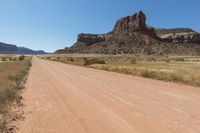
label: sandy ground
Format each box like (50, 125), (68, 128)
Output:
(17, 56), (200, 133)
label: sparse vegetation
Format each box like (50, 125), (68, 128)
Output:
(83, 58), (106, 65)
(130, 58), (137, 64)
(0, 55), (31, 62)
(39, 54), (200, 87)
(141, 70), (156, 78)
(174, 57), (185, 62)
(0, 55), (31, 132)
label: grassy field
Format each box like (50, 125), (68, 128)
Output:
(39, 54), (200, 87)
(0, 55), (31, 132)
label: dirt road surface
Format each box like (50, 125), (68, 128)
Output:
(17, 56), (200, 133)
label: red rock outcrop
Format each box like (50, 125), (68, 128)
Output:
(156, 28), (200, 43)
(113, 11), (146, 33)
(77, 34), (106, 45)
(55, 11), (200, 55)
(113, 11), (157, 38)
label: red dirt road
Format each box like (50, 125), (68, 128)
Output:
(18, 57), (200, 133)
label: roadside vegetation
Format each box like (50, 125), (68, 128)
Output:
(39, 54), (200, 87)
(0, 55), (31, 132)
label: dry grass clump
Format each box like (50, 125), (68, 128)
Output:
(0, 57), (31, 132)
(83, 58), (106, 65)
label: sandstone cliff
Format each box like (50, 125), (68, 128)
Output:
(55, 11), (200, 55)
(76, 33), (112, 45)
(156, 28), (200, 43)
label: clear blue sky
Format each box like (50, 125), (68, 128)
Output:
(0, 0), (199, 52)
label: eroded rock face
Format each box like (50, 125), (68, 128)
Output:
(158, 32), (200, 43)
(55, 11), (200, 55)
(113, 11), (157, 39)
(77, 33), (113, 45)
(113, 11), (146, 33)
(76, 11), (159, 46)
(77, 34), (106, 45)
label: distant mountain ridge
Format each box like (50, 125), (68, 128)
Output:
(0, 42), (47, 54)
(55, 11), (200, 55)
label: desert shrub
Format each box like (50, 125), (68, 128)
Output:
(0, 85), (21, 132)
(8, 57), (13, 61)
(0, 86), (21, 107)
(9, 64), (30, 86)
(13, 58), (17, 61)
(195, 49), (200, 56)
(8, 57), (17, 61)
(140, 70), (156, 78)
(167, 73), (178, 81)
(148, 57), (156, 62)
(56, 57), (60, 61)
(70, 58), (74, 62)
(84, 58), (106, 65)
(1, 57), (7, 61)
(165, 59), (170, 62)
(18, 55), (25, 61)
(0, 85), (22, 132)
(46, 57), (51, 60)
(175, 57), (185, 62)
(130, 58), (137, 64)
(114, 67), (130, 74)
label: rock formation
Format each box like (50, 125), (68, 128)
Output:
(113, 11), (146, 33)
(156, 28), (200, 43)
(77, 34), (106, 45)
(55, 11), (200, 55)
(0, 42), (18, 54)
(113, 11), (158, 39)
